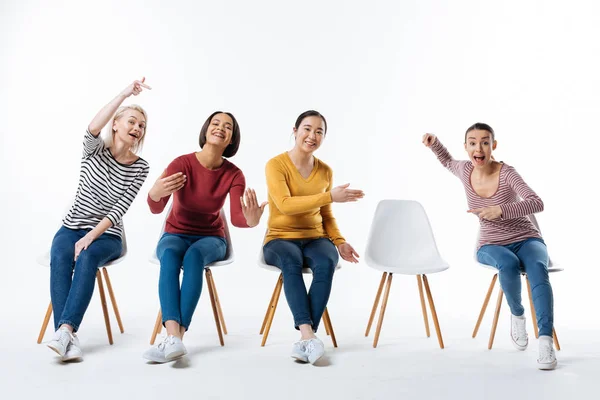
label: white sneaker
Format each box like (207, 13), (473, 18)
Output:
(538, 336), (557, 370)
(47, 327), (74, 357)
(305, 337), (325, 365)
(290, 340), (309, 363)
(510, 314), (528, 351)
(62, 334), (83, 362)
(143, 335), (187, 363)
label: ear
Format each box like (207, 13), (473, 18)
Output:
(492, 140), (497, 151)
(464, 142), (468, 151)
(112, 120), (118, 132)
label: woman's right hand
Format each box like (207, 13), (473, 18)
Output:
(119, 77), (151, 98)
(422, 133), (437, 147)
(148, 170), (186, 202)
(331, 183), (365, 203)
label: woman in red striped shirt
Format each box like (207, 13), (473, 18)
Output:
(423, 123), (557, 370)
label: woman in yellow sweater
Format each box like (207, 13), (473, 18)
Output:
(263, 110), (364, 364)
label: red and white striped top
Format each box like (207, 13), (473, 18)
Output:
(431, 139), (543, 249)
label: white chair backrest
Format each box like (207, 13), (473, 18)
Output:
(365, 200), (443, 271)
(152, 204), (233, 261)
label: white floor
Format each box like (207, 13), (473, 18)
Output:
(4, 295), (598, 400)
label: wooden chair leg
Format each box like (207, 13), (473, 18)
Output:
(261, 274), (283, 347)
(422, 275), (444, 349)
(205, 269), (224, 346)
(96, 270), (113, 345)
(260, 275), (281, 334)
(373, 273), (393, 348)
(102, 268), (124, 334)
(324, 318), (331, 336)
(323, 308), (337, 347)
(150, 309), (162, 345)
(553, 327), (561, 351)
(488, 289), (504, 350)
(473, 274), (498, 338)
(525, 277), (540, 339)
(37, 302), (53, 344)
(206, 269), (227, 335)
(365, 272), (387, 337)
(417, 275), (430, 338)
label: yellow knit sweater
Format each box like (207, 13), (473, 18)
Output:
(264, 152), (345, 246)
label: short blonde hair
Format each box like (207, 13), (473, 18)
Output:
(103, 104), (148, 154)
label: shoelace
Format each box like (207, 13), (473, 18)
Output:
(58, 330), (75, 349)
(305, 339), (316, 353)
(539, 342), (554, 361)
(512, 318), (527, 340)
(157, 335), (176, 351)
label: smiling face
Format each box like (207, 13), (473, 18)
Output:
(112, 109), (146, 149)
(293, 115), (326, 154)
(205, 113), (234, 148)
(464, 128), (497, 168)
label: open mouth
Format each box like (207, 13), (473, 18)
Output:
(304, 140), (316, 147)
(128, 133), (139, 139)
(212, 131), (225, 139)
(473, 155), (485, 162)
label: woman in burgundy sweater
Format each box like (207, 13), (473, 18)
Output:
(143, 111), (266, 363)
(423, 123), (557, 370)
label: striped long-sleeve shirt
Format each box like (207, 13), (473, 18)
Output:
(430, 139), (542, 249)
(62, 130), (150, 238)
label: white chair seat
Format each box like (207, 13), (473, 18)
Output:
(257, 248), (342, 273)
(365, 258), (449, 275)
(476, 260), (563, 273)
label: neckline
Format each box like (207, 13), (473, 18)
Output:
(107, 148), (140, 166)
(284, 152), (318, 182)
(468, 162), (505, 199)
(194, 152), (227, 172)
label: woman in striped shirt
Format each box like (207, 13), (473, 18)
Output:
(143, 111), (266, 363)
(423, 123), (557, 370)
(47, 79), (151, 362)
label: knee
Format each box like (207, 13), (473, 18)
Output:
(183, 247), (207, 267)
(74, 252), (100, 274)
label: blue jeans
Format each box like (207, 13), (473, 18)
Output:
(263, 238), (339, 332)
(157, 233), (227, 330)
(50, 226), (122, 332)
(477, 238), (554, 337)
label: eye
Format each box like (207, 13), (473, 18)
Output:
(469, 142), (475, 146)
(317, 131), (323, 135)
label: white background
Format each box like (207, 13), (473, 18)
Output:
(1, 0), (599, 398)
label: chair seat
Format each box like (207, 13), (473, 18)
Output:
(37, 251), (126, 268)
(258, 260), (342, 274)
(476, 260), (563, 273)
(365, 257), (449, 275)
(148, 253), (234, 268)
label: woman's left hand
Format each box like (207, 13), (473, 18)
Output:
(241, 188), (268, 228)
(337, 242), (360, 263)
(467, 205), (502, 221)
(74, 232), (96, 261)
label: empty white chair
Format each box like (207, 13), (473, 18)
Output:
(148, 206), (234, 347)
(258, 241), (341, 347)
(472, 214), (562, 350)
(37, 228), (128, 345)
(364, 199), (449, 348)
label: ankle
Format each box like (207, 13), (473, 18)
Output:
(59, 324), (74, 333)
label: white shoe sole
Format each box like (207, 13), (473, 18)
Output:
(165, 350), (185, 361)
(538, 360), (557, 370)
(511, 339), (528, 351)
(62, 354), (83, 362)
(47, 343), (66, 357)
(291, 353), (308, 363)
(308, 353), (324, 365)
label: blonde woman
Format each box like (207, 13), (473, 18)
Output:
(47, 79), (151, 362)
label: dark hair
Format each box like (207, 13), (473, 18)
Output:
(199, 111), (241, 158)
(294, 110), (327, 134)
(465, 122), (495, 143)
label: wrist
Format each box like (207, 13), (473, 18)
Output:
(149, 190), (162, 202)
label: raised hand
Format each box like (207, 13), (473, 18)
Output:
(422, 133), (437, 147)
(338, 242), (360, 263)
(467, 205), (502, 221)
(241, 188), (268, 227)
(149, 170), (186, 202)
(330, 183), (364, 203)
(120, 77), (152, 98)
